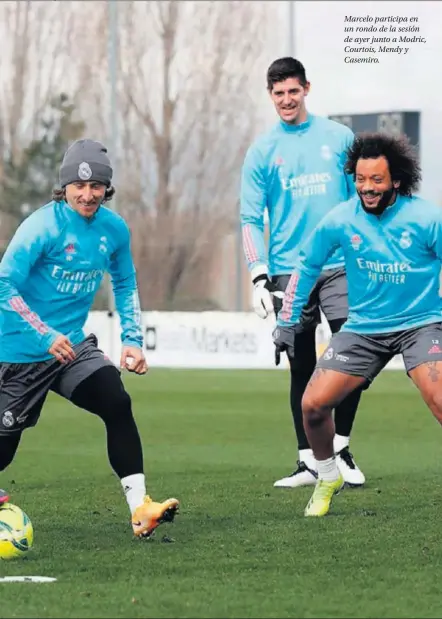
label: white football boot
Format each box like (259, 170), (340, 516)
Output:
(274, 450), (318, 488)
(336, 447), (365, 487)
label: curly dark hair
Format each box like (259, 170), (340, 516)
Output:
(267, 57), (308, 91)
(52, 185), (116, 203)
(344, 132), (421, 196)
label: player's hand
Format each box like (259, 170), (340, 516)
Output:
(120, 346), (148, 375)
(48, 335), (76, 364)
(252, 278), (283, 319)
(272, 325), (296, 366)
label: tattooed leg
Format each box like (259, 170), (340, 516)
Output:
(306, 368), (329, 389)
(426, 362), (441, 383)
(409, 361), (442, 425)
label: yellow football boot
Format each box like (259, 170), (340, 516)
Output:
(132, 495), (179, 538)
(304, 474), (344, 517)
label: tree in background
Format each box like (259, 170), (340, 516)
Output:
(0, 0), (79, 251)
(0, 94), (84, 227)
(0, 0), (276, 310)
(115, 0), (272, 310)
(71, 0), (272, 310)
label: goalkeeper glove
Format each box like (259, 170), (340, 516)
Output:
(272, 325), (296, 366)
(251, 267), (283, 319)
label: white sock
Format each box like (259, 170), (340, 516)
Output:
(299, 448), (317, 471)
(334, 434), (350, 453)
(316, 456), (340, 482)
(121, 473), (146, 514)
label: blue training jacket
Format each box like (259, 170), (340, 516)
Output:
(278, 195), (442, 334)
(240, 114), (355, 276)
(0, 200), (143, 362)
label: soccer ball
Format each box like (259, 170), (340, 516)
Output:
(0, 503), (34, 560)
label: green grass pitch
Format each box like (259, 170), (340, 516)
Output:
(0, 369), (441, 618)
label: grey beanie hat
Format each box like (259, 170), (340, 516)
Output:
(59, 139), (113, 188)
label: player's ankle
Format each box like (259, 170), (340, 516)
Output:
(121, 473), (146, 514)
(316, 456), (340, 482)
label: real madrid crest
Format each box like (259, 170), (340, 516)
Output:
(2, 411), (14, 428)
(399, 231), (412, 250)
(78, 162), (92, 181)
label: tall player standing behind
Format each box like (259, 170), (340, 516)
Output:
(0, 139), (179, 539)
(240, 57), (365, 488)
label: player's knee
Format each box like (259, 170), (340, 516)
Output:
(103, 389), (133, 422)
(79, 366), (134, 422)
(302, 393), (330, 428)
(112, 388), (132, 412)
(90, 380), (133, 423)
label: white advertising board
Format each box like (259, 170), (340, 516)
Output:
(84, 311), (404, 371)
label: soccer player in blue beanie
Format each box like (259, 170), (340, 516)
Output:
(0, 139), (179, 537)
